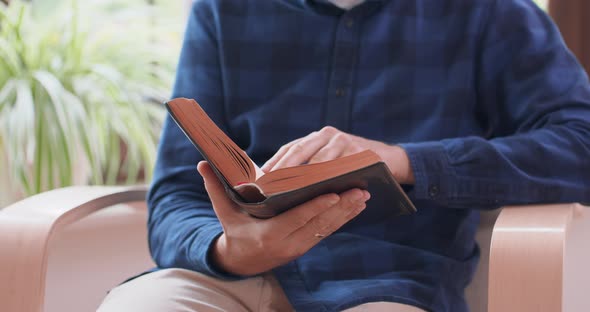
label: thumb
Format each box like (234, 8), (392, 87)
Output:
(197, 161), (241, 223)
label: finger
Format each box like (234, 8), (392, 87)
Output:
(261, 138), (302, 172)
(286, 189), (370, 245)
(270, 192), (341, 237)
(282, 189), (369, 258)
(270, 132), (332, 171)
(308, 135), (347, 164)
(197, 161), (243, 224)
(291, 198), (367, 256)
(305, 188), (368, 237)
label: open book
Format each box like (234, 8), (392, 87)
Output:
(166, 98), (416, 218)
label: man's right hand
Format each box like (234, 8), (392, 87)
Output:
(197, 161), (370, 276)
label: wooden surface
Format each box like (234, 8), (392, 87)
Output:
(550, 0), (590, 74)
(44, 201), (154, 311)
(488, 203), (588, 312)
(0, 186), (148, 312)
(1, 185), (588, 312)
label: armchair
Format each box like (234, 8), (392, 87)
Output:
(0, 186), (588, 312)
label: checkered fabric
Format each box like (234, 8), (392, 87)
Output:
(147, 1), (590, 311)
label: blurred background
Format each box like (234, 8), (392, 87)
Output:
(0, 0), (189, 207)
(0, 0), (587, 208)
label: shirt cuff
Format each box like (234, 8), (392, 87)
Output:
(192, 223), (245, 280)
(398, 141), (456, 205)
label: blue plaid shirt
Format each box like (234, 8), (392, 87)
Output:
(147, 0), (590, 311)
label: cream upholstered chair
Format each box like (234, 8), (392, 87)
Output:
(0, 186), (588, 312)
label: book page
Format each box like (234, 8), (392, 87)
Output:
(166, 98), (255, 186)
(234, 182), (267, 202)
(256, 150), (382, 196)
(254, 162), (265, 181)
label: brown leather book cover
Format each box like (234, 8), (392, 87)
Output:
(165, 98), (417, 219)
(224, 162), (416, 218)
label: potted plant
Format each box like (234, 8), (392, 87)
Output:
(0, 1), (172, 207)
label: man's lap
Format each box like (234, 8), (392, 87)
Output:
(98, 268), (426, 312)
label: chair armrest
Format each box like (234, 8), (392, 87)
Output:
(488, 203), (589, 312)
(0, 186), (149, 312)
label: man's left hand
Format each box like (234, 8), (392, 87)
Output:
(261, 126), (415, 184)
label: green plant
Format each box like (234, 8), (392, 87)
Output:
(0, 0), (170, 197)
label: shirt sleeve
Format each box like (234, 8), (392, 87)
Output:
(400, 0), (590, 209)
(146, 1), (239, 279)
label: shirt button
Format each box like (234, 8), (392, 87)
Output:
(428, 185), (439, 198)
(345, 18), (354, 28)
(335, 88), (345, 97)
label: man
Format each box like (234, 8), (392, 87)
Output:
(99, 0), (590, 311)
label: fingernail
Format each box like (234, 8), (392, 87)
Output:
(329, 196), (340, 205)
(352, 190), (364, 201)
(363, 191), (371, 201)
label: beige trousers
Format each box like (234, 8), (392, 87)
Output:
(98, 269), (426, 312)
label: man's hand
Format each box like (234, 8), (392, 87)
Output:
(261, 126), (415, 184)
(197, 161), (370, 276)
